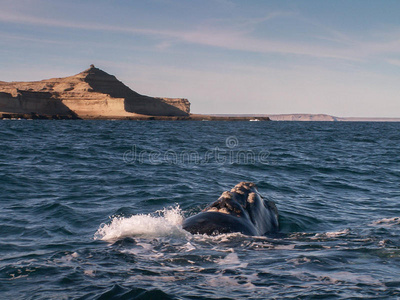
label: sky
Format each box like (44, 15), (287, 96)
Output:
(1, 0), (400, 117)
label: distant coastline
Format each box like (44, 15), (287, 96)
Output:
(211, 114), (400, 122)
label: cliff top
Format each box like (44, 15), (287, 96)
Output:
(74, 64), (119, 81)
(0, 65), (137, 97)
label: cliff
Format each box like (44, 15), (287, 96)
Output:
(0, 65), (190, 119)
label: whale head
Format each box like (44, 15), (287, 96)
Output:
(183, 182), (279, 236)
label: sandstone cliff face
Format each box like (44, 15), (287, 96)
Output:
(0, 91), (75, 116)
(157, 98), (190, 114)
(0, 65), (190, 118)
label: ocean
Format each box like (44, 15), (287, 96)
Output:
(0, 120), (399, 299)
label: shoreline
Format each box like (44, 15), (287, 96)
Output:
(0, 112), (270, 121)
(2, 112), (400, 122)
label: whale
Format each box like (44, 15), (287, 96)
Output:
(182, 182), (279, 236)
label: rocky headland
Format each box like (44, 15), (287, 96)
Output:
(0, 65), (191, 120)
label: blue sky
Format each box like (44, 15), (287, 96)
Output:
(1, 0), (400, 117)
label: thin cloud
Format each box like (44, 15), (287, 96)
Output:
(0, 10), (163, 36)
(386, 58), (400, 67)
(0, 8), (399, 62)
(0, 31), (70, 45)
(200, 11), (296, 33)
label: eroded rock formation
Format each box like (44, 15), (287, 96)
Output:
(0, 65), (190, 119)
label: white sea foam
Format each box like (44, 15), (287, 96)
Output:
(204, 273), (257, 289)
(324, 228), (350, 238)
(314, 228), (350, 239)
(372, 217), (400, 226)
(94, 205), (186, 242)
(216, 252), (241, 266)
(216, 252), (249, 269)
(84, 269), (95, 277)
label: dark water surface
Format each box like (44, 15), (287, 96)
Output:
(1, 120), (399, 299)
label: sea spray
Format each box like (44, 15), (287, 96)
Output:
(94, 205), (185, 241)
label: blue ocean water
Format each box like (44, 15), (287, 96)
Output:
(0, 120), (399, 299)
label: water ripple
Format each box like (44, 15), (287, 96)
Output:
(1, 121), (400, 299)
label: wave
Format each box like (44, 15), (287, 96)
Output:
(371, 217), (400, 226)
(86, 284), (175, 300)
